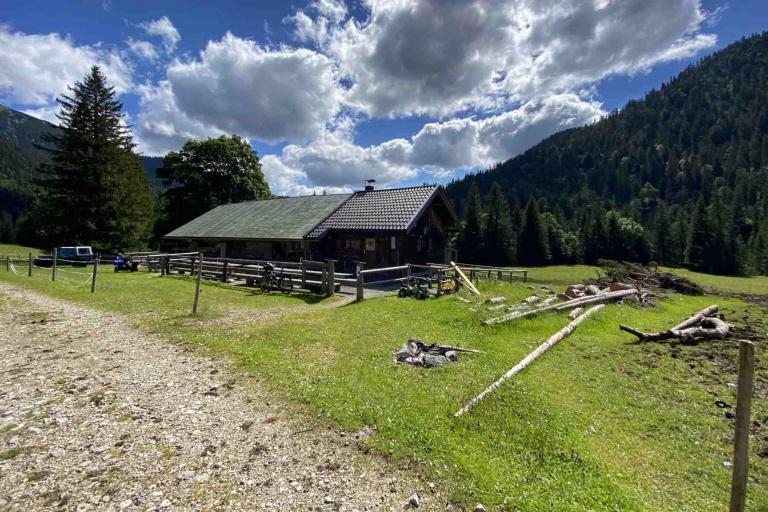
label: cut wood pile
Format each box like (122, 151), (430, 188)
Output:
(619, 305), (730, 343)
(599, 261), (704, 296)
(393, 338), (482, 368)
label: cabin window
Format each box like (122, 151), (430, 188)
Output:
(390, 237), (397, 249)
(365, 238), (375, 251)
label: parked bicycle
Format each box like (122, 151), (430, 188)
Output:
(259, 262), (293, 294)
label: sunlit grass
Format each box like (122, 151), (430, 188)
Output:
(0, 263), (765, 511)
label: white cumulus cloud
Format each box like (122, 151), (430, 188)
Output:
(158, 33), (342, 144)
(0, 26), (132, 107)
(288, 0), (716, 118)
(139, 16), (181, 53)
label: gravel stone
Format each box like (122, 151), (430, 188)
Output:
(0, 282), (457, 511)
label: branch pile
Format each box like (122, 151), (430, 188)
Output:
(394, 338), (482, 368)
(619, 305), (729, 342)
(600, 261), (704, 296)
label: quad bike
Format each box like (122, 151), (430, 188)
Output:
(113, 258), (140, 272)
(398, 276), (430, 300)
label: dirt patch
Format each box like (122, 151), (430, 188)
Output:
(0, 282), (453, 511)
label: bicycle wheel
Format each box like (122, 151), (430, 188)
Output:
(259, 275), (272, 293)
(279, 276), (293, 294)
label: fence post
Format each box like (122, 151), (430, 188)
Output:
(90, 258), (98, 293)
(193, 252), (203, 314)
(28, 252), (32, 277)
(436, 269), (443, 297)
(729, 340), (755, 512)
(5, 256), (8, 272)
(52, 248), (58, 281)
(301, 260), (307, 289)
(222, 258), (229, 283)
(326, 259), (336, 297)
(356, 262), (364, 302)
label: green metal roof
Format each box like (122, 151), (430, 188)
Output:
(164, 194), (352, 241)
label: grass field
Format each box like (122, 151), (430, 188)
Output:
(1, 243), (766, 511)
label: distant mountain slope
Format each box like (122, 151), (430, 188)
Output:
(445, 32), (768, 274)
(0, 104), (56, 151)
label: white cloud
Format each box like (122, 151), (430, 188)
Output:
(263, 92), (604, 194)
(289, 0), (716, 118)
(139, 16), (181, 53)
(165, 32), (343, 143)
(126, 38), (159, 61)
(133, 81), (224, 156)
(0, 26), (132, 107)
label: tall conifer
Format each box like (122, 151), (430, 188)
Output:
(32, 66), (154, 249)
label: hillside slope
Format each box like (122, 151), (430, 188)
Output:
(446, 32), (768, 274)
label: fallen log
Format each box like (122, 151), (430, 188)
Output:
(485, 288), (637, 325)
(486, 296), (507, 304)
(568, 307), (583, 319)
(522, 294), (540, 305)
(540, 296), (558, 306)
(455, 304), (605, 417)
(619, 305), (725, 342)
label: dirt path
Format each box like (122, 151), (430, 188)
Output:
(0, 283), (453, 512)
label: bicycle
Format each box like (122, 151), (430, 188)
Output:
(259, 262), (293, 294)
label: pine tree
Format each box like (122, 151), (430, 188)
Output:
(518, 197), (550, 265)
(31, 66), (154, 249)
(457, 182), (484, 263)
(482, 182), (515, 265)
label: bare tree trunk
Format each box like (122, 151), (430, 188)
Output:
(456, 304), (605, 417)
(619, 305), (720, 342)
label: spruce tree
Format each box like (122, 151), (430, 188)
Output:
(685, 197), (715, 272)
(518, 197), (550, 265)
(482, 182), (515, 265)
(654, 202), (671, 264)
(457, 182), (484, 263)
(32, 66), (154, 249)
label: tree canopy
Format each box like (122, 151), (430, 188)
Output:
(155, 135), (271, 237)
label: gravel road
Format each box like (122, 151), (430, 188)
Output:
(0, 282), (454, 511)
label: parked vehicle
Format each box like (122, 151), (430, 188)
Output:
(34, 246), (93, 267)
(113, 258), (140, 272)
(258, 262), (293, 294)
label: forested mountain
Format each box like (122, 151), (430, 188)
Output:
(446, 32), (768, 275)
(0, 104), (164, 242)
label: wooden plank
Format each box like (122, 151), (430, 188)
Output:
(450, 261), (480, 295)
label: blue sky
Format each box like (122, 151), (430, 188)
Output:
(1, 0), (766, 194)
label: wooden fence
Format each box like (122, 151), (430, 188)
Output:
(428, 262), (528, 282)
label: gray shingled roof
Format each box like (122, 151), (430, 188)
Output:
(307, 185), (441, 239)
(165, 194), (351, 241)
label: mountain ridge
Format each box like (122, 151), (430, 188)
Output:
(445, 32), (768, 274)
